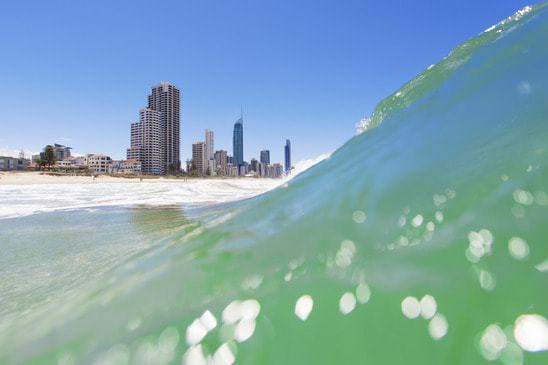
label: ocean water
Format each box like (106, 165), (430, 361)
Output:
(1, 4), (548, 364)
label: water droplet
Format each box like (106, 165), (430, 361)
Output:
(479, 324), (507, 361)
(339, 292), (357, 315)
(434, 211), (443, 223)
(183, 345), (207, 365)
(199, 310), (217, 331)
(513, 314), (548, 352)
(335, 240), (356, 268)
(411, 214), (424, 228)
(355, 283), (371, 304)
(222, 301), (242, 325)
(295, 295), (314, 321)
(419, 295), (437, 320)
(234, 319), (256, 342)
(186, 319), (208, 346)
(428, 313), (448, 340)
(513, 189), (534, 205)
(240, 299), (261, 320)
(401, 296), (421, 319)
(284, 271), (293, 282)
(352, 210), (366, 223)
(213, 343), (235, 365)
(479, 270), (496, 291)
(508, 237), (529, 260)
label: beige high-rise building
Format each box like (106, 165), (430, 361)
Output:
(192, 141), (206, 175)
(148, 82), (180, 173)
(205, 129), (214, 161)
(127, 108), (164, 175)
(214, 149), (228, 175)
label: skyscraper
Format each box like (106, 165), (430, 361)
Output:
(233, 114), (244, 167)
(148, 82), (181, 173)
(284, 139), (291, 173)
(260, 150), (270, 165)
(214, 150), (228, 175)
(127, 108), (164, 175)
(205, 129), (214, 161)
(192, 141), (206, 175)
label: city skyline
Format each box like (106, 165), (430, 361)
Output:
(0, 1), (531, 166)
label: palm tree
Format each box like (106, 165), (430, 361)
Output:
(43, 145), (56, 169)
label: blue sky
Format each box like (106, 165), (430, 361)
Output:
(0, 0), (532, 165)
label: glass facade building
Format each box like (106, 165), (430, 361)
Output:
(233, 116), (244, 167)
(284, 139), (291, 173)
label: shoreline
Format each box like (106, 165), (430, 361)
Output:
(0, 171), (282, 185)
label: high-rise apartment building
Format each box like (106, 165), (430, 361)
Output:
(148, 82), (181, 173)
(260, 150), (270, 165)
(214, 150), (228, 175)
(233, 115), (244, 167)
(126, 82), (180, 175)
(127, 108), (164, 175)
(192, 141), (207, 175)
(284, 139), (291, 173)
(205, 129), (214, 161)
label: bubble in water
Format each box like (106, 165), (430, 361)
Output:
(479, 270), (496, 291)
(339, 292), (357, 315)
(467, 229), (494, 262)
(479, 324), (507, 360)
(183, 345), (207, 365)
(428, 313), (448, 340)
(535, 259), (548, 273)
(222, 301), (242, 325)
(513, 314), (548, 352)
(433, 194), (447, 207)
(508, 237), (529, 260)
(352, 210), (366, 223)
(241, 275), (263, 290)
(240, 299), (261, 320)
(186, 319), (208, 345)
(500, 342), (524, 365)
(284, 271), (293, 282)
(295, 295), (314, 321)
(426, 221), (435, 232)
(419, 295), (437, 320)
(158, 327), (180, 355)
(401, 296), (421, 319)
(234, 319), (256, 343)
(513, 189), (534, 205)
(355, 283), (371, 304)
(213, 343), (235, 365)
(411, 214), (424, 227)
(435, 211), (444, 223)
(199, 310), (217, 331)
(335, 240), (356, 268)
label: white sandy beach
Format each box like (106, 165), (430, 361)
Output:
(0, 171), (265, 185)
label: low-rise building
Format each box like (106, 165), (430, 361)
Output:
(108, 159), (142, 174)
(0, 156), (29, 171)
(84, 154), (112, 173)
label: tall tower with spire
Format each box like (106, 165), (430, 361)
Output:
(233, 110), (244, 167)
